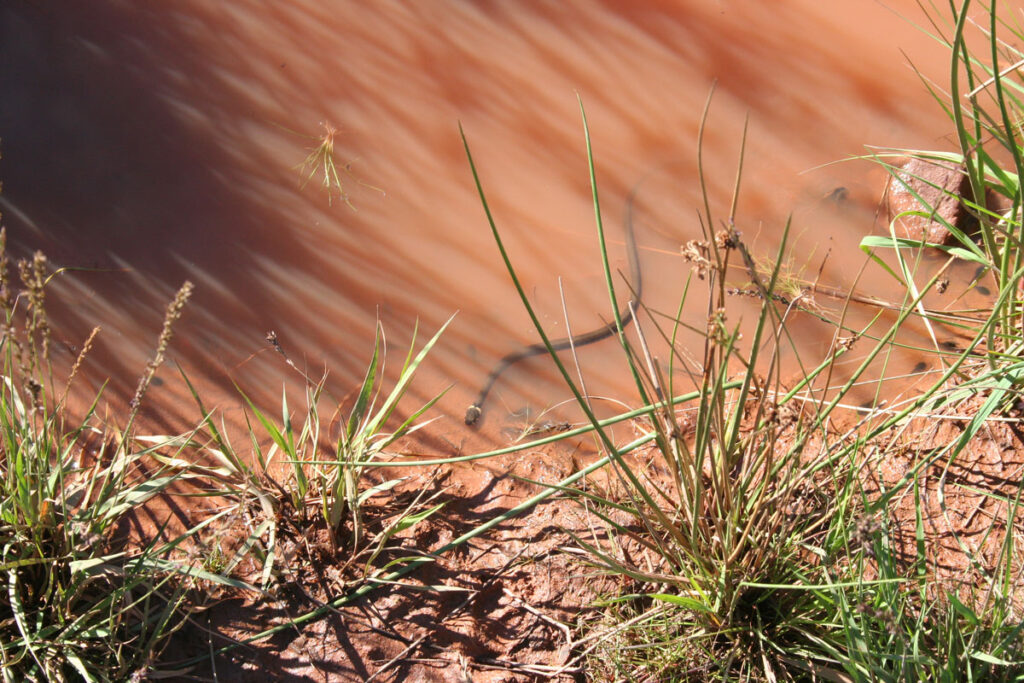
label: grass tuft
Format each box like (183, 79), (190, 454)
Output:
(460, 8), (1024, 672)
(177, 318), (452, 600)
(0, 228), (224, 679)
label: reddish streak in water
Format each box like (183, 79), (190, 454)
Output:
(0, 1), (972, 443)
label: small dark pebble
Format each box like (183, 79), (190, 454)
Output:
(824, 187), (848, 203)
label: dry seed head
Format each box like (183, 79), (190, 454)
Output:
(707, 306), (729, 342)
(156, 280), (193, 356)
(0, 228), (11, 318)
(25, 377), (42, 411)
(851, 515), (882, 558)
(129, 280), (193, 417)
(855, 602), (898, 634)
(681, 240), (711, 280)
(727, 287), (761, 299)
(836, 334), (859, 352)
(64, 326), (100, 399)
(18, 251), (51, 368)
(715, 229), (737, 250)
(266, 329), (287, 358)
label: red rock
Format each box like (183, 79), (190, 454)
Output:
(887, 158), (972, 245)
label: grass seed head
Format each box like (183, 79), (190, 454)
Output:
(129, 280), (193, 418)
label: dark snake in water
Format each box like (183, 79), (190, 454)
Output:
(465, 182), (643, 425)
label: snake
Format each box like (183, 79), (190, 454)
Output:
(464, 183), (644, 425)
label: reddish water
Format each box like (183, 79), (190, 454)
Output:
(0, 1), (1003, 445)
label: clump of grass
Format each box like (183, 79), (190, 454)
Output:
(823, 2), (1024, 677)
(461, 71), (1024, 677)
(462, 102), (856, 677)
(0, 225), (228, 679)
(180, 319), (451, 594)
(566, 109), (865, 678)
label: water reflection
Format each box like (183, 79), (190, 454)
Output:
(0, 1), (978, 444)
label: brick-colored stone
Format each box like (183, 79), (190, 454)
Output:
(887, 158), (972, 245)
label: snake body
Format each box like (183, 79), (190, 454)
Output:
(464, 185), (643, 425)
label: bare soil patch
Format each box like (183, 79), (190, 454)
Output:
(163, 427), (623, 682)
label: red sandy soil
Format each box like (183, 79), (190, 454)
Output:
(870, 387), (1024, 604)
(50, 216), (1020, 681)
(159, 419), (628, 682)
(135, 371), (1023, 682)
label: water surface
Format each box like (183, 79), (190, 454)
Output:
(0, 1), (984, 445)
